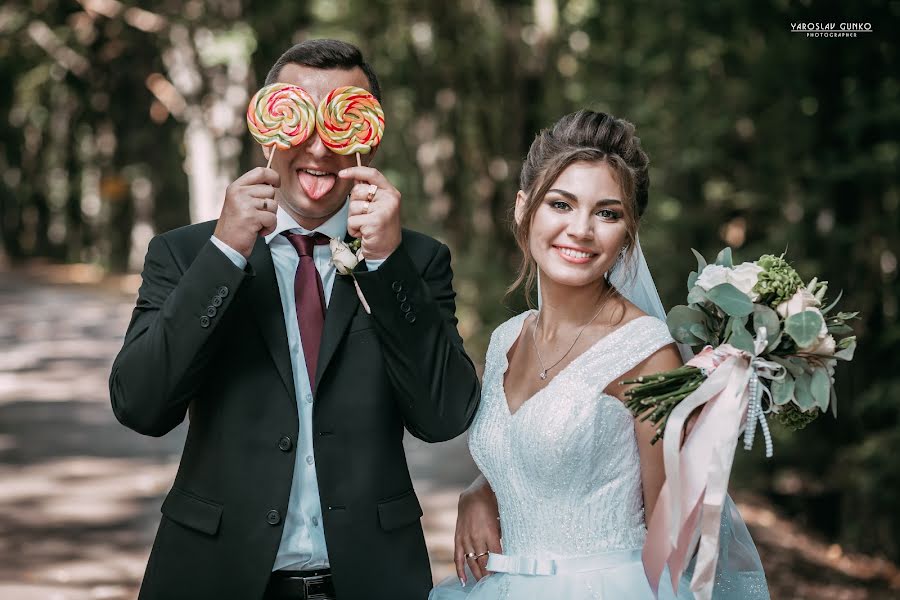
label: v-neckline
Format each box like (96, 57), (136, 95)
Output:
(500, 311), (651, 418)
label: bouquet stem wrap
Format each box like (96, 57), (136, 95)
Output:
(643, 337), (781, 600)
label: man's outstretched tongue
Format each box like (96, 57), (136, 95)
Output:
(298, 170), (336, 200)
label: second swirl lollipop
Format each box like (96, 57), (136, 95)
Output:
(316, 86), (385, 163)
(247, 83), (316, 166)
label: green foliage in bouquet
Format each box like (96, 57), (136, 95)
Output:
(626, 248), (858, 440)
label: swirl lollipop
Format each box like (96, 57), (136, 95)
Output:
(247, 83), (316, 167)
(316, 86), (385, 165)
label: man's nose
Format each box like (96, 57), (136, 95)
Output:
(304, 132), (331, 161)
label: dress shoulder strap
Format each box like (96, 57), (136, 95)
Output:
(584, 316), (676, 392)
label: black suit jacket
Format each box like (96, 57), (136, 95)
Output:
(109, 221), (480, 600)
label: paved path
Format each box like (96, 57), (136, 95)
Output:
(1, 267), (897, 599)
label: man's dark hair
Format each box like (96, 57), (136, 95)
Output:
(265, 39), (382, 102)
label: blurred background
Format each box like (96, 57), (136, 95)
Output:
(1, 0), (898, 598)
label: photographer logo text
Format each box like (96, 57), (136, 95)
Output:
(790, 22), (874, 38)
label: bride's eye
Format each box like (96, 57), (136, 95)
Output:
(550, 200), (571, 211)
(597, 209), (621, 220)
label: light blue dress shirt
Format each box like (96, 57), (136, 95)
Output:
(211, 199), (383, 571)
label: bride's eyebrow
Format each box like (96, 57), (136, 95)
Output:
(546, 188), (578, 202)
(546, 189), (622, 207)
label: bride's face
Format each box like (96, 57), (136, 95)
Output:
(516, 161), (628, 290)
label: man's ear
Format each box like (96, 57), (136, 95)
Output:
(514, 191), (528, 226)
(262, 145), (271, 162)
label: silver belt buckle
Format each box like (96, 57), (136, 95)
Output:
(303, 574), (330, 600)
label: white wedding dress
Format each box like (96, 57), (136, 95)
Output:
(430, 310), (769, 599)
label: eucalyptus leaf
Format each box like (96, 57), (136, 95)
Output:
(689, 323), (710, 342)
(770, 355), (804, 376)
(687, 271), (699, 291)
(667, 305), (707, 345)
(834, 338), (856, 361)
(687, 285), (708, 305)
(784, 310), (825, 348)
(727, 317), (755, 353)
(715, 247), (734, 268)
(771, 374), (795, 405)
(790, 356), (813, 375)
(752, 305), (781, 346)
(794, 372), (816, 410)
(691, 248), (708, 272)
(827, 324), (854, 335)
(837, 335), (856, 349)
(766, 332), (783, 353)
(706, 283), (754, 317)
(810, 367), (831, 411)
(821, 289), (843, 315)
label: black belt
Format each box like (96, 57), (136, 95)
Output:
(263, 569), (336, 600)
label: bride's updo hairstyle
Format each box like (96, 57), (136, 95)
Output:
(509, 109), (650, 304)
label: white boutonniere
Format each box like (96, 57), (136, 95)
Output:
(329, 238), (371, 314)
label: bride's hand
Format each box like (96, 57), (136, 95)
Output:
(454, 474), (501, 585)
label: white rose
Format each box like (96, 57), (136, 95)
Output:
(329, 238), (359, 275)
(730, 262), (764, 301)
(696, 264), (730, 291)
(805, 333), (836, 356)
(776, 288), (821, 319)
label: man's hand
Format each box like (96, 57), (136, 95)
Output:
(454, 475), (501, 585)
(213, 167), (280, 258)
(339, 166), (402, 261)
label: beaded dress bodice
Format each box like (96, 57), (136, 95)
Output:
(468, 311), (675, 559)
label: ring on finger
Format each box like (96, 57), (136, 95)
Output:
(464, 552), (477, 560)
(475, 551), (489, 559)
(366, 184), (378, 202)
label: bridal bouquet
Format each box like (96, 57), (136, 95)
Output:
(625, 247), (857, 442)
(626, 248), (857, 600)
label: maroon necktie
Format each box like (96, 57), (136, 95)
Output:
(283, 232), (331, 394)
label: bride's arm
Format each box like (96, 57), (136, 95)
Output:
(454, 473), (501, 585)
(610, 342), (683, 519)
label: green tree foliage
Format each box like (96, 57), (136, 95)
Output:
(2, 0), (898, 560)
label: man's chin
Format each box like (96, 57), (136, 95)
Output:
(283, 196), (345, 224)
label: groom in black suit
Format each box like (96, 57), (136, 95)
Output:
(110, 39), (480, 600)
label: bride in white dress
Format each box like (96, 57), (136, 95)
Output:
(431, 110), (768, 599)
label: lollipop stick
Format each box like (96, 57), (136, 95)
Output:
(356, 153), (362, 167)
(266, 148), (276, 169)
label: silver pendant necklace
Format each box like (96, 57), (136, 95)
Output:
(532, 296), (608, 380)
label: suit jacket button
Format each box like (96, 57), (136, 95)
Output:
(400, 302), (411, 313)
(211, 295), (223, 307)
(391, 281), (403, 292)
(405, 312), (417, 323)
(200, 315), (210, 328)
(278, 436), (293, 452)
(396, 292), (407, 302)
(217, 285), (229, 297)
(266, 509), (281, 525)
(206, 306), (217, 318)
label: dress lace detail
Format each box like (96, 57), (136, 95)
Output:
(468, 311), (675, 559)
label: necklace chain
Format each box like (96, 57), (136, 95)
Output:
(532, 295), (608, 380)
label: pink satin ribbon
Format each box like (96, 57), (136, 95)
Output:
(642, 344), (753, 600)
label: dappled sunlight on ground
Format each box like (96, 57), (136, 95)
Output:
(1, 265), (898, 599)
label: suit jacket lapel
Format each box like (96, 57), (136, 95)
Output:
(315, 267), (366, 393)
(315, 234), (365, 392)
(246, 236), (296, 402)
